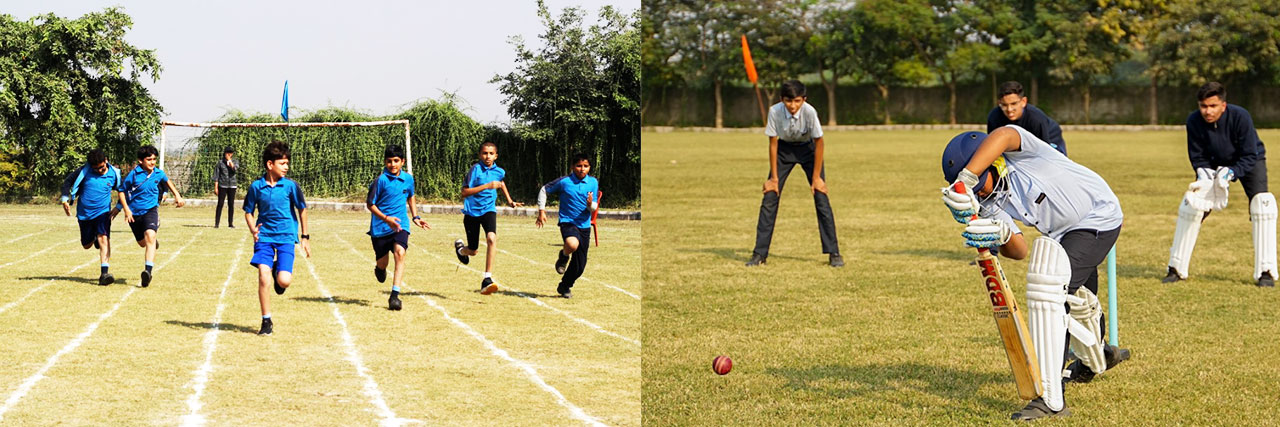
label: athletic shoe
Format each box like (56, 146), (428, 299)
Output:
(1258, 272), (1275, 287)
(140, 270), (152, 288)
(480, 277), (498, 295)
(273, 269), (285, 295)
(454, 239), (470, 265)
(388, 293), (402, 311)
(829, 253), (845, 268)
(744, 254), (766, 267)
(98, 272), (114, 286)
(374, 268), (387, 283)
(559, 291), (572, 299)
(555, 251), (570, 275)
(258, 318), (273, 335)
(1064, 345), (1131, 384)
(1161, 267), (1182, 283)
(228, 224), (234, 228)
(1010, 398), (1070, 420)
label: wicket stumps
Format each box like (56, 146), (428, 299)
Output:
(1106, 245), (1118, 346)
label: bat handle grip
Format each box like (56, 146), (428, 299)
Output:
(952, 181), (991, 256)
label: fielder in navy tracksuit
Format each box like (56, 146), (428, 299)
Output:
(60, 149), (123, 286)
(987, 81), (1068, 156)
(536, 154), (599, 298)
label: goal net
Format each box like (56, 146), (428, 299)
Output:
(161, 120), (411, 201)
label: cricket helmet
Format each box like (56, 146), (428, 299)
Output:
(941, 131), (1006, 192)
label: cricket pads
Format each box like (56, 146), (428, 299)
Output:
(1067, 288), (1106, 375)
(1026, 236), (1070, 412)
(1252, 192), (1277, 280)
(1168, 195), (1206, 279)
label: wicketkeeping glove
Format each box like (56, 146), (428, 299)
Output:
(962, 218), (1013, 249)
(941, 169), (981, 224)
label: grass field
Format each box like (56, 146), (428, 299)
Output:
(642, 129), (1280, 425)
(0, 205), (639, 426)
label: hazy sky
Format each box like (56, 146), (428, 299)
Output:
(8, 0), (638, 125)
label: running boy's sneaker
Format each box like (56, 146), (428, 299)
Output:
(374, 267), (387, 283)
(140, 270), (152, 288)
(388, 293), (402, 311)
(555, 251), (569, 275)
(480, 277), (498, 295)
(258, 318), (273, 335)
(454, 239), (470, 265)
(98, 272), (114, 286)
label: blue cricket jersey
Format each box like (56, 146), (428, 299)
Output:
(462, 163), (506, 217)
(243, 176), (307, 244)
(542, 174), (599, 229)
(61, 164), (123, 220)
(366, 168), (415, 237)
(121, 165), (169, 215)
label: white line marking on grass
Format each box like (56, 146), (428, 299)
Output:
(302, 254), (419, 427)
(0, 259), (97, 317)
(0, 231), (202, 423)
(496, 248), (639, 300)
(4, 228), (48, 244)
(332, 235), (608, 426)
(0, 238), (77, 270)
(417, 293), (609, 427)
(417, 246), (638, 347)
(179, 235), (247, 427)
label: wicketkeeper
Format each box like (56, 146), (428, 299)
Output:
(1163, 82), (1276, 287)
(940, 126), (1132, 420)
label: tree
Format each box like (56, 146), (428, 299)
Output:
(852, 0), (935, 124)
(1041, 0), (1155, 124)
(491, 0), (640, 205)
(808, 4), (861, 126)
(0, 7), (163, 197)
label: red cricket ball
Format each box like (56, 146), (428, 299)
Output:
(712, 355), (732, 375)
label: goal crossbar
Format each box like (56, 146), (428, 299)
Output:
(159, 120), (414, 173)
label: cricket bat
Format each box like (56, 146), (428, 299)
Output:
(954, 182), (1042, 400)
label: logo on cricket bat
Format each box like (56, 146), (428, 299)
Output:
(975, 251), (1043, 400)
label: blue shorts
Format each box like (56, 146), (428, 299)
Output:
(250, 241), (296, 273)
(78, 211), (112, 247)
(559, 222), (590, 242)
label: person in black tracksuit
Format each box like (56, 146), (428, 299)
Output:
(213, 146), (238, 228)
(987, 81), (1068, 156)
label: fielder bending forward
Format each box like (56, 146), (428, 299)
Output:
(941, 126), (1132, 420)
(1163, 82), (1276, 287)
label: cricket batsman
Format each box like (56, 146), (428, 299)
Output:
(940, 126), (1132, 420)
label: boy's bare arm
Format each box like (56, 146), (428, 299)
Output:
(460, 181), (500, 199)
(164, 179), (186, 207)
(244, 212), (258, 241)
(298, 208), (311, 257)
(117, 191), (132, 221)
(499, 182), (523, 207)
(764, 137), (780, 194)
(811, 136), (827, 195)
(407, 195), (430, 229)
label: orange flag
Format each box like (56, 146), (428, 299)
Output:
(741, 35), (758, 84)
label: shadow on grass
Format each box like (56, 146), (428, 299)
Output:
(684, 247), (813, 264)
(181, 224), (218, 228)
(1116, 263), (1251, 284)
(165, 320), (260, 334)
(880, 248), (974, 262)
(767, 362), (1012, 417)
(19, 275), (108, 286)
(292, 296), (371, 306)
(494, 289), (562, 299)
(382, 290), (447, 300)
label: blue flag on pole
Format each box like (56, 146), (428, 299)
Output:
(280, 80), (289, 122)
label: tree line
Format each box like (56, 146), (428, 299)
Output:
(643, 0), (1280, 127)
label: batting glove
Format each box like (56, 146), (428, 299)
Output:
(1196, 167), (1215, 182)
(962, 218), (1013, 249)
(941, 169), (981, 224)
(1216, 166), (1235, 183)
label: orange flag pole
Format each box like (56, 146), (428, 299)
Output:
(741, 35), (766, 126)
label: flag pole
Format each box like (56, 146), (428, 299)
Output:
(741, 35), (766, 126)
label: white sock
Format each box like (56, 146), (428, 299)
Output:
(484, 272), (492, 279)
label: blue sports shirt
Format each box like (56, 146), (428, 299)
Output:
(541, 174), (599, 229)
(366, 168), (416, 237)
(243, 176), (307, 244)
(61, 164), (123, 220)
(462, 163), (506, 216)
(121, 165), (169, 216)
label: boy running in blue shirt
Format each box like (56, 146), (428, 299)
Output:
(367, 144), (431, 311)
(454, 141), (523, 295)
(60, 149), (124, 286)
(536, 154), (599, 298)
(243, 141), (311, 335)
(118, 145), (186, 288)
